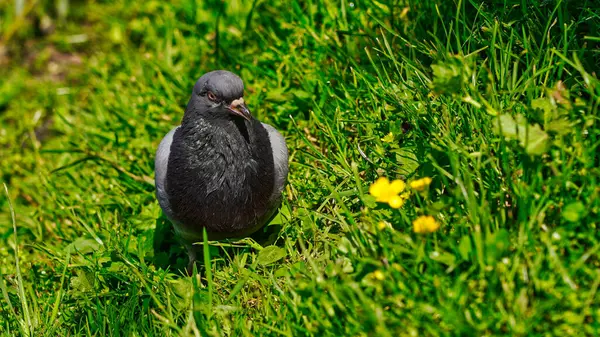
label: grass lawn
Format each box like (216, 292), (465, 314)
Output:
(1, 0), (599, 335)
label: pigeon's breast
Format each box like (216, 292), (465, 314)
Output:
(165, 118), (275, 237)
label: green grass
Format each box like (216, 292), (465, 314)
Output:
(1, 0), (599, 335)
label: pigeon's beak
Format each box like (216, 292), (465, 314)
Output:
(227, 98), (252, 121)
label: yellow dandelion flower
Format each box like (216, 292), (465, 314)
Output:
(372, 270), (385, 281)
(410, 177), (432, 191)
(369, 177), (407, 208)
(388, 195), (405, 209)
(413, 215), (440, 234)
(369, 177), (390, 201)
(389, 179), (406, 194)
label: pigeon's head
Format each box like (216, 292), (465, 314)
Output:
(186, 70), (251, 121)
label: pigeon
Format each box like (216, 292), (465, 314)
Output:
(154, 70), (289, 271)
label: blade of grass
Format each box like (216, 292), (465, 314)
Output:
(4, 183), (33, 336)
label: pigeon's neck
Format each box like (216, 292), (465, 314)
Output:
(182, 110), (248, 140)
(189, 116), (250, 150)
(174, 117), (255, 173)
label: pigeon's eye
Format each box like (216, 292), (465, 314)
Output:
(207, 91), (218, 102)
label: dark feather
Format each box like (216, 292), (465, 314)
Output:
(165, 113), (275, 239)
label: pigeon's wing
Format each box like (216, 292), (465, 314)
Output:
(155, 126), (179, 221)
(261, 123), (289, 202)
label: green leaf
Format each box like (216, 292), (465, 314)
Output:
(545, 118), (573, 135)
(70, 270), (94, 293)
(494, 114), (549, 155)
(268, 203), (290, 226)
(496, 114), (519, 139)
(531, 97), (556, 120)
(257, 246), (287, 266)
(65, 237), (101, 254)
(107, 261), (126, 273)
(562, 202), (586, 222)
(392, 148), (420, 175)
(274, 266), (291, 278)
(517, 116), (549, 156)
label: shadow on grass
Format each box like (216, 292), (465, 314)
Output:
(152, 215), (188, 273)
(151, 214), (283, 276)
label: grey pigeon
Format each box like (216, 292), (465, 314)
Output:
(154, 70), (288, 271)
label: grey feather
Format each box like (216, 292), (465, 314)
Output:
(261, 123), (289, 203)
(155, 126), (178, 223)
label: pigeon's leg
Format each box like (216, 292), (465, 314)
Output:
(185, 243), (199, 275)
